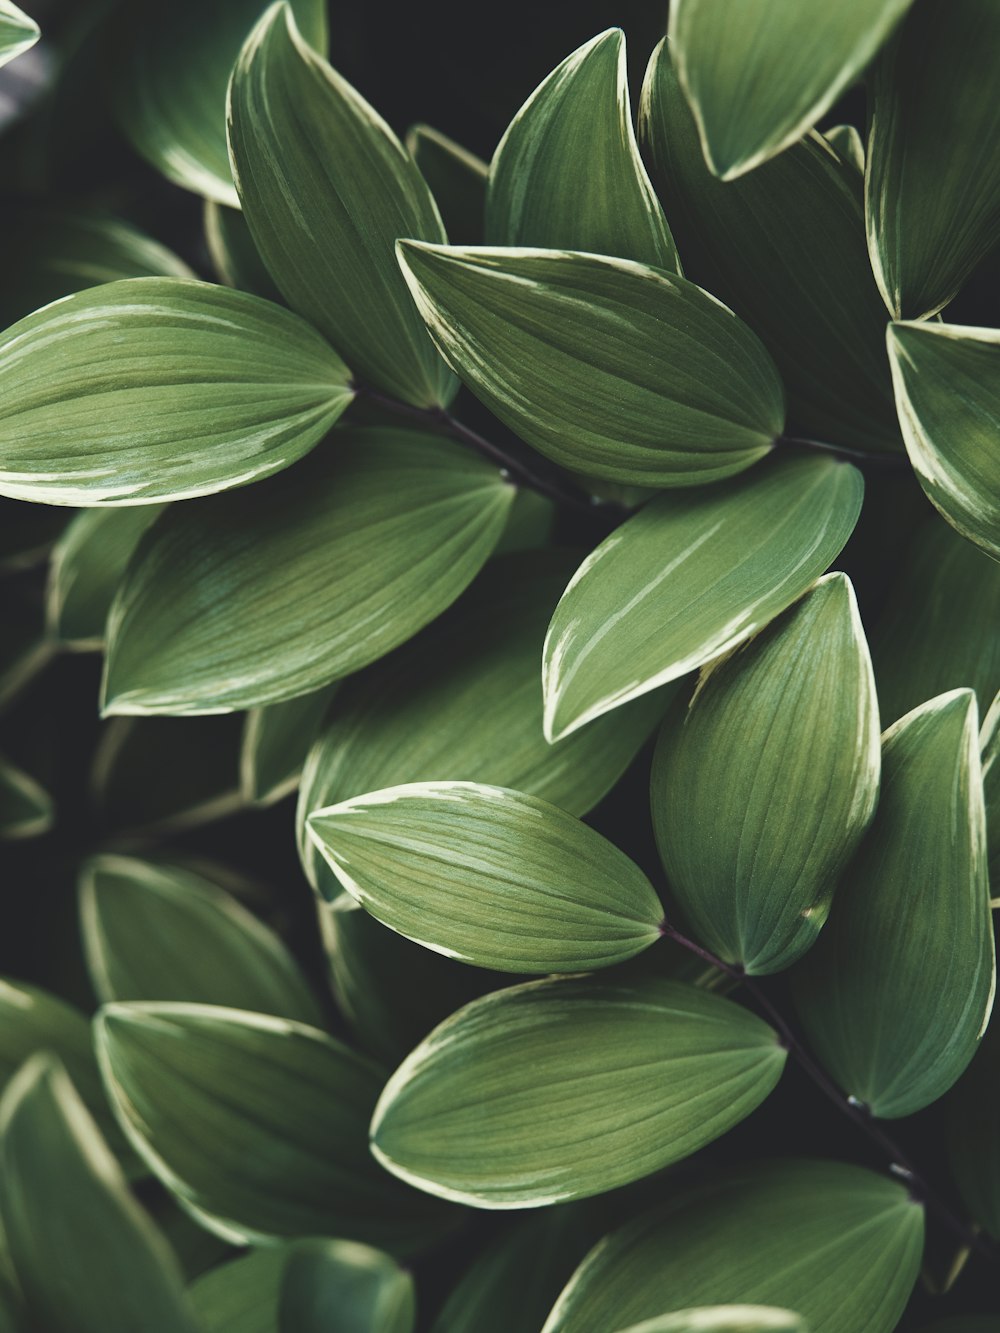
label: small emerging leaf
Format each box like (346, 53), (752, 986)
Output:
(241, 684), (338, 804)
(407, 125), (487, 245)
(0, 753), (52, 839)
(47, 507), (163, 648)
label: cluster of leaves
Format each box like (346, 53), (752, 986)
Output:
(0, 0), (998, 1329)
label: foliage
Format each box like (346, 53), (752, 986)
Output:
(0, 0), (997, 1329)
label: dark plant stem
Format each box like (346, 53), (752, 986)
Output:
(660, 920), (995, 1262)
(776, 434), (911, 472)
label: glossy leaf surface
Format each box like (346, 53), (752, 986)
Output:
(103, 428), (512, 715)
(397, 242), (783, 486)
(228, 2), (454, 406)
(308, 781), (663, 972)
(795, 690), (995, 1117)
(0, 278), (352, 506)
(487, 30), (677, 268)
(543, 456), (863, 740)
(371, 977), (784, 1207)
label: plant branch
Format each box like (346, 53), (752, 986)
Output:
(776, 435), (911, 471)
(660, 921), (995, 1263)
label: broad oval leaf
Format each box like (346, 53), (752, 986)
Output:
(241, 685), (338, 804)
(543, 455), (863, 740)
(406, 124), (487, 245)
(0, 1056), (198, 1333)
(296, 551), (669, 893)
(487, 30), (677, 269)
(615, 1313), (806, 1333)
(872, 515), (1000, 725)
(96, 1002), (459, 1250)
(371, 976), (785, 1208)
(308, 781), (664, 972)
(668, 0), (913, 180)
(103, 427), (513, 715)
(115, 0), (326, 206)
(46, 507), (163, 648)
(0, 278), (353, 506)
(795, 689), (995, 1118)
(946, 1007), (1000, 1240)
(639, 42), (901, 455)
(0, 753), (52, 839)
(228, 2), (454, 407)
(191, 1248), (287, 1333)
(397, 242), (784, 487)
(651, 574), (880, 974)
(887, 321), (1000, 562)
(0, 0), (38, 70)
(279, 1238), (416, 1333)
(866, 0), (1000, 319)
(79, 855), (323, 1024)
(542, 1159), (922, 1333)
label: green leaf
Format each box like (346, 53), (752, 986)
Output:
(887, 321), (1000, 562)
(103, 427), (513, 715)
(96, 1001), (458, 1250)
(946, 1005), (1000, 1240)
(0, 753), (52, 839)
(278, 1239), (416, 1333)
(190, 1248), (287, 1333)
(0, 278), (353, 507)
(228, 2), (455, 407)
(824, 124), (865, 173)
(872, 515), (1000, 725)
(651, 574), (880, 974)
(115, 0), (327, 206)
(486, 30), (677, 269)
(0, 1055), (198, 1333)
(615, 1314), (806, 1333)
(982, 690), (1000, 883)
(542, 1160), (922, 1333)
(543, 455), (863, 740)
(0, 208), (195, 329)
(406, 125), (487, 245)
(308, 781), (663, 972)
(866, 0), (1000, 319)
(240, 685), (337, 804)
(639, 43), (901, 456)
(795, 689), (995, 1117)
(204, 201), (282, 302)
(296, 551), (669, 895)
(371, 976), (785, 1207)
(668, 0), (913, 180)
(79, 855), (322, 1024)
(0, 590), (52, 712)
(0, 0), (38, 70)
(46, 507), (163, 648)
(91, 715), (244, 834)
(397, 242), (784, 487)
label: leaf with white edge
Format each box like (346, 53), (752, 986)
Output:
(887, 321), (1000, 562)
(795, 689), (995, 1118)
(543, 1160), (921, 1333)
(296, 551), (670, 894)
(228, 2), (455, 407)
(370, 976), (785, 1208)
(46, 507), (163, 648)
(873, 516), (1000, 725)
(487, 30), (677, 269)
(866, 0), (1000, 319)
(668, 0), (913, 180)
(639, 42), (901, 456)
(103, 427), (513, 715)
(204, 201), (282, 301)
(308, 781), (663, 972)
(407, 125), (487, 245)
(946, 1004), (1000, 1240)
(116, 0), (326, 206)
(982, 690), (1000, 883)
(824, 124), (864, 173)
(190, 1248), (287, 1333)
(651, 574), (880, 974)
(543, 455), (863, 741)
(0, 278), (353, 507)
(0, 208), (195, 328)
(278, 1238), (416, 1333)
(0, 0), (38, 70)
(79, 855), (323, 1024)
(397, 242), (784, 486)
(0, 753), (52, 839)
(615, 1313), (806, 1333)
(96, 1002), (460, 1250)
(241, 685), (337, 804)
(0, 1056), (198, 1333)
